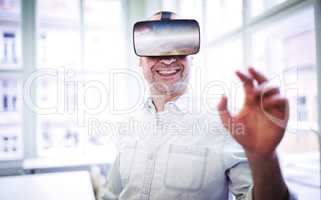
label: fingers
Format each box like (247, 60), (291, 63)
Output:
(256, 86), (283, 110)
(248, 67), (268, 84)
(217, 95), (234, 130)
(237, 67), (268, 86)
(254, 86), (280, 99)
(236, 70), (254, 89)
(236, 70), (255, 102)
(237, 67), (288, 112)
(262, 96), (288, 109)
(237, 67), (281, 102)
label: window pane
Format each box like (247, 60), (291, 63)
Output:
(251, 6), (317, 125)
(162, 0), (178, 11)
(36, 0), (82, 158)
(82, 72), (117, 161)
(38, 0), (79, 22)
(37, 29), (81, 68)
(84, 0), (125, 69)
(37, 0), (81, 69)
(0, 0), (21, 69)
(0, 1), (22, 161)
(83, 0), (124, 160)
(37, 116), (83, 156)
(250, 0), (287, 17)
(250, 6), (320, 199)
(178, 0), (202, 22)
(36, 73), (84, 157)
(0, 77), (22, 160)
(205, 38), (244, 112)
(36, 71), (117, 160)
(0, 0), (20, 15)
(161, 0), (203, 22)
(206, 0), (242, 41)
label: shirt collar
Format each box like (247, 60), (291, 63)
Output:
(144, 91), (193, 114)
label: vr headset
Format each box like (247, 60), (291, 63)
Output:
(133, 12), (200, 57)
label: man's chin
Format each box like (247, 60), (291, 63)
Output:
(154, 83), (186, 95)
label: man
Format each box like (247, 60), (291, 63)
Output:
(100, 11), (296, 200)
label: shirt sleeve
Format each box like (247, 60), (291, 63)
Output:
(222, 135), (299, 200)
(101, 155), (122, 200)
(222, 135), (254, 200)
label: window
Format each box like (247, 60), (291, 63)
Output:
(206, 0), (242, 41)
(205, 37), (244, 111)
(297, 96), (308, 121)
(203, 1), (320, 199)
(250, 6), (317, 128)
(35, 0), (125, 162)
(0, 0), (22, 161)
(250, 0), (288, 17)
(0, 75), (22, 160)
(37, 0), (81, 69)
(84, 0), (125, 69)
(0, 0), (21, 69)
(36, 0), (82, 157)
(250, 7), (320, 198)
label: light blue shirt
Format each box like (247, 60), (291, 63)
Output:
(101, 94), (296, 200)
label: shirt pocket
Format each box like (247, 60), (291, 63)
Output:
(164, 144), (208, 191)
(119, 141), (137, 187)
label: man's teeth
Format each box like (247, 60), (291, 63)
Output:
(157, 69), (179, 75)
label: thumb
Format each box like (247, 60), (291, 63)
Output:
(217, 95), (233, 130)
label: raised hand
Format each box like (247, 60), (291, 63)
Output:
(217, 67), (289, 157)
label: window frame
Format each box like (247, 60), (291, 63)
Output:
(203, 0), (321, 195)
(19, 0), (127, 167)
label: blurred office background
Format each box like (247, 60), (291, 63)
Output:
(0, 0), (320, 199)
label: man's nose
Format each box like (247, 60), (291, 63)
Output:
(159, 57), (176, 65)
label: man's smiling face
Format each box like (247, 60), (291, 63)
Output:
(140, 55), (191, 95)
(139, 12), (191, 96)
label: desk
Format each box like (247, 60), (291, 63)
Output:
(0, 171), (95, 200)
